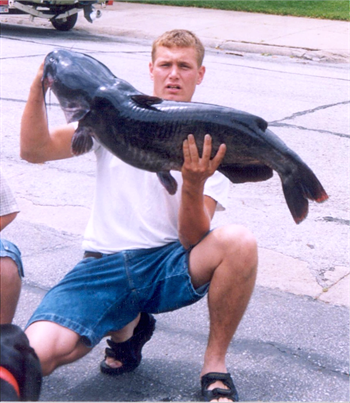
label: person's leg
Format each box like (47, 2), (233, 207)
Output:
(100, 312), (156, 375)
(26, 310), (146, 376)
(0, 257), (22, 324)
(25, 321), (92, 376)
(103, 314), (140, 369)
(189, 224), (257, 401)
(22, 250), (151, 377)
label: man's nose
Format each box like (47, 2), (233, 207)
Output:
(169, 65), (180, 78)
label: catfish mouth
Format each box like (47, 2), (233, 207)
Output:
(42, 75), (54, 93)
(42, 61), (57, 95)
(43, 75), (91, 123)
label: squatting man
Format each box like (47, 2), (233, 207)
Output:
(20, 29), (257, 402)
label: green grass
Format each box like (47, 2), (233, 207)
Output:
(119, 1), (350, 21)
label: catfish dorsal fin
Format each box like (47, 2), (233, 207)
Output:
(256, 116), (268, 131)
(131, 95), (163, 110)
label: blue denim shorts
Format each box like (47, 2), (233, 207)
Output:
(0, 239), (24, 277)
(26, 241), (209, 347)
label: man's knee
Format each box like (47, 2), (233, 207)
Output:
(0, 257), (22, 283)
(215, 225), (258, 275)
(25, 321), (81, 376)
(216, 224), (257, 252)
(0, 258), (22, 324)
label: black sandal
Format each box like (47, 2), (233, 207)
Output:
(100, 312), (156, 376)
(201, 372), (239, 402)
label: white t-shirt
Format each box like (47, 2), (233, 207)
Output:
(82, 143), (229, 253)
(0, 170), (19, 217)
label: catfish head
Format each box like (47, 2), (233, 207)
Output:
(42, 49), (117, 123)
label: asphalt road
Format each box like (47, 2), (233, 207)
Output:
(0, 7), (349, 401)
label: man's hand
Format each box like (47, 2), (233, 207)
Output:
(31, 61), (46, 94)
(20, 61), (75, 163)
(178, 134), (226, 249)
(181, 134), (226, 187)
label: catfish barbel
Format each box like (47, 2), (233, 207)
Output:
(42, 49), (328, 224)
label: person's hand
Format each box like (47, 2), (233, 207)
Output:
(181, 134), (226, 188)
(30, 61), (46, 93)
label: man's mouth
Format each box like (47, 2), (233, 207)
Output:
(166, 84), (181, 90)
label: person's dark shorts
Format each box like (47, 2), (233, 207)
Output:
(0, 239), (24, 277)
(26, 241), (209, 347)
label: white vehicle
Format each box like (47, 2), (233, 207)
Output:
(0, 0), (113, 31)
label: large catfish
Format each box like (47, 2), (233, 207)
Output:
(42, 49), (328, 224)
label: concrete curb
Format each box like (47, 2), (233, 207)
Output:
(214, 40), (350, 63)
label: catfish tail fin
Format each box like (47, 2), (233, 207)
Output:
(282, 162), (328, 224)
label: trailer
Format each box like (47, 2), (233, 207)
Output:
(0, 0), (113, 31)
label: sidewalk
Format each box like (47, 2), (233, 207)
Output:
(85, 2), (350, 63)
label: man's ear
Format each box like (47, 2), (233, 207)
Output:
(149, 62), (154, 81)
(197, 65), (206, 85)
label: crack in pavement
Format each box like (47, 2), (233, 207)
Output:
(265, 341), (350, 376)
(269, 122), (350, 139)
(269, 100), (350, 138)
(271, 99), (350, 122)
(318, 216), (350, 226)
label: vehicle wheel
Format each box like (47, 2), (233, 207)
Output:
(51, 13), (78, 31)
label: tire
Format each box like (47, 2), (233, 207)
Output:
(51, 13), (78, 31)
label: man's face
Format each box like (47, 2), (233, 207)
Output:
(149, 46), (205, 102)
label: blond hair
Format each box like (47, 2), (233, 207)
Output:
(152, 29), (205, 66)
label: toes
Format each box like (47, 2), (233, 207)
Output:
(104, 357), (123, 369)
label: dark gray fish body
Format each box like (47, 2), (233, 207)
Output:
(43, 49), (328, 224)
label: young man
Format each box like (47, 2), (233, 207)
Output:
(20, 30), (257, 402)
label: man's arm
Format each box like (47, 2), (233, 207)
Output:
(178, 134), (226, 249)
(0, 212), (18, 232)
(20, 63), (75, 163)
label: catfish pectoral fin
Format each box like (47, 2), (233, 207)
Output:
(71, 127), (94, 156)
(219, 164), (273, 184)
(156, 171), (178, 195)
